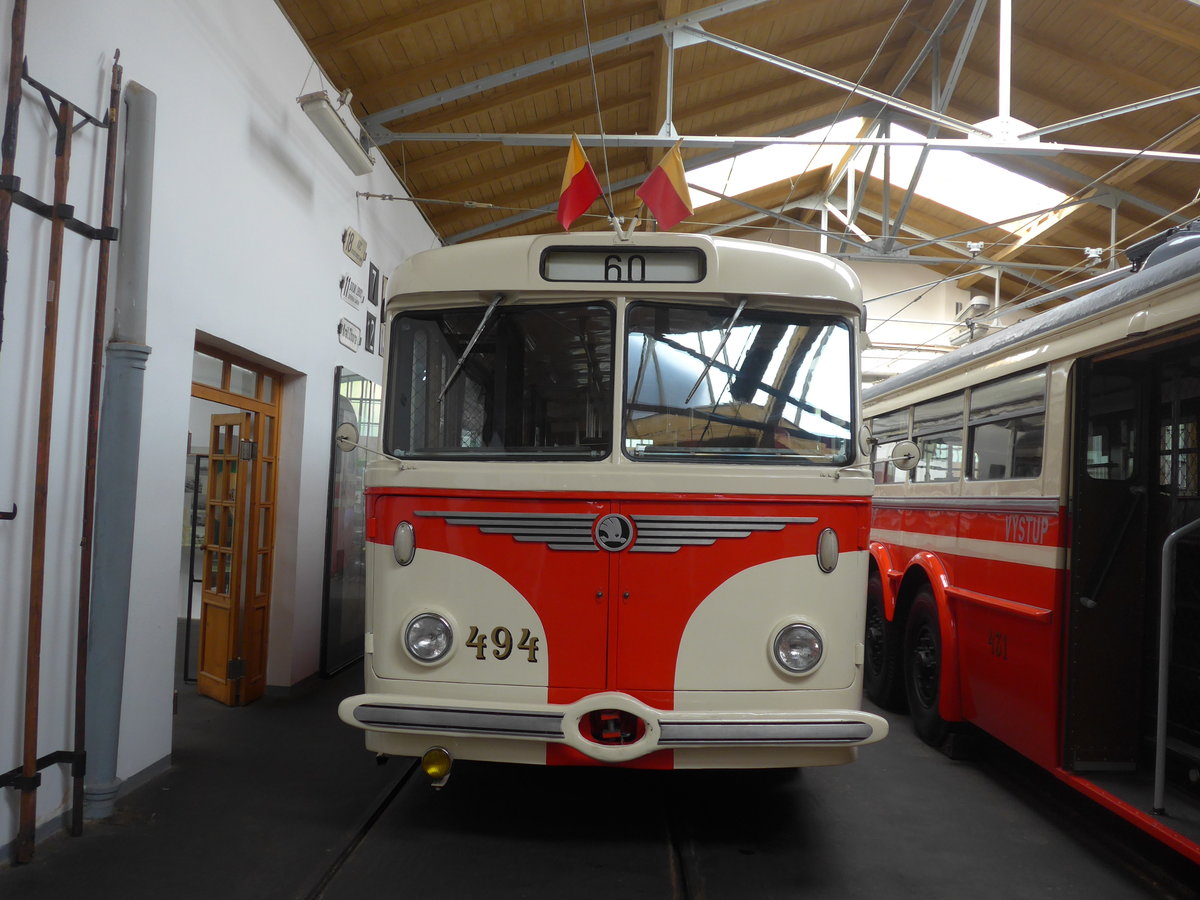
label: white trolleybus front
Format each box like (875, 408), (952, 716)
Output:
(337, 231), (887, 779)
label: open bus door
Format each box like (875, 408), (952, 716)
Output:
(1065, 358), (1151, 770)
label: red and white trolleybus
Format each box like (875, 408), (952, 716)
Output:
(337, 231), (887, 777)
(863, 223), (1200, 864)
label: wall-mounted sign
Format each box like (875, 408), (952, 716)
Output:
(337, 317), (362, 350)
(340, 274), (365, 309)
(342, 227), (367, 266)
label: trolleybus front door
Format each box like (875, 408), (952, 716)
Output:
(1149, 347), (1200, 774)
(1065, 359), (1150, 769)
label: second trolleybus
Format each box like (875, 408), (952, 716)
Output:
(336, 230), (887, 777)
(863, 223), (1200, 864)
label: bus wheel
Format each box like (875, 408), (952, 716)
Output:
(903, 588), (948, 748)
(864, 572), (904, 710)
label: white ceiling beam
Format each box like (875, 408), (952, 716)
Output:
(374, 129), (1200, 166)
(360, 0), (775, 134)
(676, 24), (991, 138)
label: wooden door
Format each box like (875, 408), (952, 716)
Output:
(197, 413), (254, 705)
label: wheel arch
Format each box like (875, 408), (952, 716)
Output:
(893, 551), (964, 723)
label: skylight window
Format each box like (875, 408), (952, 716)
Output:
(688, 118), (1067, 235)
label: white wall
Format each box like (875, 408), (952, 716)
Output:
(0, 0), (437, 851)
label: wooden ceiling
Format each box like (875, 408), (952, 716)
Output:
(279, 0), (1200, 304)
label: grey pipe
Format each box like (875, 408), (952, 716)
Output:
(83, 81), (155, 820)
(1153, 513), (1200, 815)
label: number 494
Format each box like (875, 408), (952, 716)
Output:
(466, 625), (540, 662)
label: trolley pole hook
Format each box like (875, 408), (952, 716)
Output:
(1, 503), (15, 520)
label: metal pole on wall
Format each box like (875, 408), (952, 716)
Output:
(0, 0), (26, 356)
(17, 99), (73, 866)
(84, 81), (156, 821)
(70, 51), (123, 838)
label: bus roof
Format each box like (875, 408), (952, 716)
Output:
(387, 232), (862, 311)
(864, 243), (1200, 405)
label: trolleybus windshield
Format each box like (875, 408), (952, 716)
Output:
(385, 302), (615, 459)
(624, 303), (853, 463)
(383, 298), (853, 465)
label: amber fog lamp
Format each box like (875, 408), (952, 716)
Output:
(421, 747), (453, 788)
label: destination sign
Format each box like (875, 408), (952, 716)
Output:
(540, 247), (705, 283)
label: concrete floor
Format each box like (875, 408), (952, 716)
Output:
(2, 668), (1197, 899)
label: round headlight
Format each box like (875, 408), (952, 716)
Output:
(773, 623), (823, 673)
(405, 614), (452, 663)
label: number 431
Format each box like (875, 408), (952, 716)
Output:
(466, 625), (540, 662)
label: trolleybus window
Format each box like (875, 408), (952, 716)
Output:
(912, 393), (964, 482)
(967, 368), (1046, 480)
(623, 303), (852, 463)
(384, 302), (613, 458)
(870, 408), (911, 484)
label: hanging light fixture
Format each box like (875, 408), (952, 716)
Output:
(298, 89), (374, 176)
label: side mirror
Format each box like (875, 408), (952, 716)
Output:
(857, 424), (874, 457)
(890, 439), (921, 472)
(334, 421), (360, 452)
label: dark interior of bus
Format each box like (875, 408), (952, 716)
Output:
(385, 304), (614, 456)
(1066, 334), (1200, 840)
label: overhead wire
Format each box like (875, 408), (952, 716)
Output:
(580, 0), (617, 219)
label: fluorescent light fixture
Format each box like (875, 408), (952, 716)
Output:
(298, 90), (374, 176)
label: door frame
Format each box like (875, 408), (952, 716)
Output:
(191, 343), (282, 705)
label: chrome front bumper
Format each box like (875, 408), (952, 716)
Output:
(340, 691), (888, 764)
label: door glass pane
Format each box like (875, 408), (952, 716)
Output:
(193, 351), (223, 389)
(230, 365), (257, 398)
(261, 375), (275, 404)
(1086, 374), (1137, 481)
(259, 461), (273, 502)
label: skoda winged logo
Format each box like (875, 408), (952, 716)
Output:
(593, 513), (635, 552)
(416, 511), (817, 553)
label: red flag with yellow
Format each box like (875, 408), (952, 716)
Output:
(556, 133), (603, 231)
(636, 140), (693, 230)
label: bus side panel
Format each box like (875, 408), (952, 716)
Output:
(872, 501), (1067, 769)
(949, 506), (1066, 770)
(948, 558), (1065, 770)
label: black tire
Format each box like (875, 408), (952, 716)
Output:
(864, 571), (905, 710)
(903, 587), (949, 748)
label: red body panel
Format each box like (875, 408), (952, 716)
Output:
(369, 487), (869, 768)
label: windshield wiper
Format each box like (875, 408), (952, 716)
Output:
(684, 296), (746, 404)
(438, 292), (504, 402)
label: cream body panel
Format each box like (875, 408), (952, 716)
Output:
(869, 528), (1065, 570)
(366, 731), (547, 765)
(676, 554), (869, 691)
(370, 546), (549, 688)
(387, 232), (863, 313)
(366, 458), (874, 499)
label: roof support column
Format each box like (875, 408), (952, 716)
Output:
(998, 0), (1012, 120)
